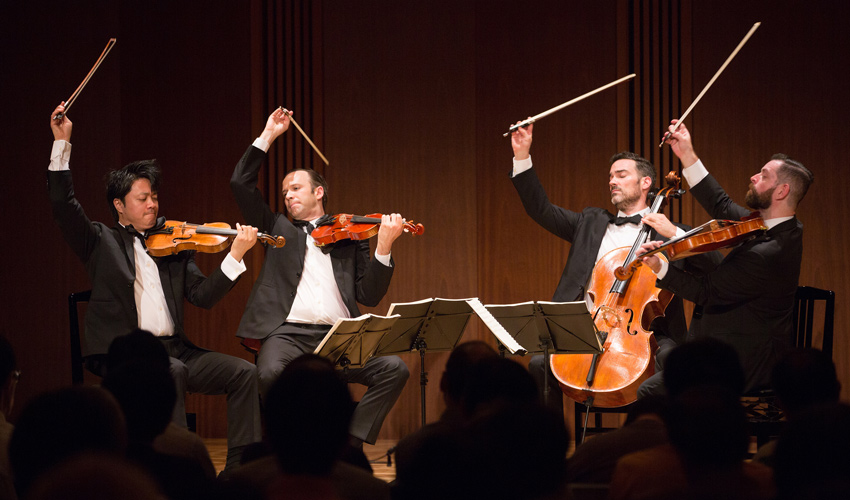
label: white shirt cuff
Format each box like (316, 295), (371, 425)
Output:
(252, 137), (270, 153)
(512, 156), (533, 177)
(374, 251), (392, 267)
(682, 159), (709, 187)
(655, 259), (670, 280)
(49, 140), (72, 171)
(221, 252), (247, 281)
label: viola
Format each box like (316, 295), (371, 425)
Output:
(309, 213), (424, 247)
(614, 216), (767, 280)
(145, 220), (285, 257)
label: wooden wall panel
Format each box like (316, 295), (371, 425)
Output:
(2, 0), (848, 443)
(321, 0), (479, 438)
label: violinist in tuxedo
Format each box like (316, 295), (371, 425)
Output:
(637, 120), (813, 394)
(47, 102), (262, 472)
(230, 108), (409, 447)
(508, 121), (717, 411)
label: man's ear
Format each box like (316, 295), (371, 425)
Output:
(113, 198), (124, 216)
(642, 176), (653, 191)
(775, 183), (791, 201)
(314, 185), (324, 202)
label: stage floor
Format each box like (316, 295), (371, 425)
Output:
(205, 438), (397, 482)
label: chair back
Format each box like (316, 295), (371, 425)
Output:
(69, 290), (92, 384)
(793, 286), (835, 357)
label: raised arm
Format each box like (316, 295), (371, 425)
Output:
(230, 109), (293, 232)
(47, 103), (104, 263)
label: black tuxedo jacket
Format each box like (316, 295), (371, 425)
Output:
(230, 146), (394, 340)
(658, 173), (803, 392)
(48, 170), (236, 356)
(511, 167), (717, 344)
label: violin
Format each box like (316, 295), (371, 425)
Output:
(614, 216), (767, 280)
(309, 213), (424, 247)
(145, 220), (285, 257)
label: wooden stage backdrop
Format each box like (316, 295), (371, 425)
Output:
(1, 0), (847, 441)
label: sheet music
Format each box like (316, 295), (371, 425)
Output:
(466, 298), (527, 355)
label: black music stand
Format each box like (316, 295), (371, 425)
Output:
(470, 300), (602, 410)
(314, 313), (400, 372)
(376, 298), (475, 426)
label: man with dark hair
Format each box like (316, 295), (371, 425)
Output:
(47, 102), (262, 471)
(508, 121), (716, 411)
(230, 108), (409, 449)
(639, 120), (814, 393)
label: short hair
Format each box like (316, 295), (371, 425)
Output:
(264, 354), (352, 475)
(771, 154), (813, 206)
(285, 168), (329, 209)
(440, 341), (499, 402)
(105, 160), (161, 223)
(609, 151), (657, 188)
(771, 348), (840, 415)
(663, 337), (745, 399)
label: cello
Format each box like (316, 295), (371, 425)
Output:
(549, 172), (684, 408)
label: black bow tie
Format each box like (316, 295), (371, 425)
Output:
(612, 214), (643, 226)
(126, 226), (147, 248)
(292, 220), (315, 233)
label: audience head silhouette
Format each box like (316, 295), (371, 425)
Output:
(265, 354), (353, 475)
(771, 347), (840, 417)
(663, 337), (745, 398)
(8, 386), (127, 497)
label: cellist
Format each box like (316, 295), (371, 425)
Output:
(637, 120), (813, 395)
(508, 120), (719, 412)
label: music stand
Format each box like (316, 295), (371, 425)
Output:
(471, 300), (602, 407)
(314, 314), (400, 372)
(376, 298), (475, 426)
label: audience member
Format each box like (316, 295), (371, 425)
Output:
(102, 358), (214, 500)
(228, 354), (390, 500)
(610, 339), (774, 500)
(753, 347), (841, 466)
(8, 386), (127, 498)
(106, 329), (216, 478)
(394, 341), (498, 470)
(26, 452), (165, 500)
(394, 356), (562, 500)
(565, 396), (669, 483)
(773, 402), (850, 499)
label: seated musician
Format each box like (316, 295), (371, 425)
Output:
(47, 102), (262, 472)
(230, 108), (410, 451)
(508, 121), (718, 412)
(637, 120), (813, 394)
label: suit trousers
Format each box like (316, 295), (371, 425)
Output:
(160, 337), (262, 452)
(256, 323), (410, 444)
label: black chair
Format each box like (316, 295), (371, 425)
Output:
(574, 401), (633, 446)
(69, 290), (197, 431)
(743, 285), (835, 448)
(69, 290), (92, 384)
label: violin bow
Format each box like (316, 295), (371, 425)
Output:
(53, 38), (117, 120)
(659, 22), (761, 147)
(279, 107), (330, 166)
(503, 74), (636, 137)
